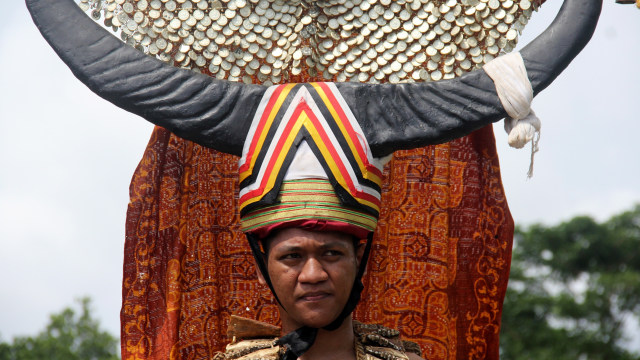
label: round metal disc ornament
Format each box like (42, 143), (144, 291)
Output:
(79, 0), (543, 85)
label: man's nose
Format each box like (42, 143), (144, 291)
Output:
(298, 258), (329, 283)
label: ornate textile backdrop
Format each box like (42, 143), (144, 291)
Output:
(108, 0), (537, 357)
(122, 124), (513, 360)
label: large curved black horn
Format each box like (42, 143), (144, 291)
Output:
(29, 0), (601, 159)
(27, 0), (265, 156)
(345, 0), (602, 157)
(521, 0), (602, 94)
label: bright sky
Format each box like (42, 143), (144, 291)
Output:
(1, 0), (639, 350)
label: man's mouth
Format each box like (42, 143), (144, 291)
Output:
(298, 292), (331, 302)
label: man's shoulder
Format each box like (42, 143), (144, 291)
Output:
(353, 322), (424, 360)
(215, 338), (281, 360)
(215, 316), (282, 360)
(216, 320), (425, 360)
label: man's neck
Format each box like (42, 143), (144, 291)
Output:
(283, 318), (356, 360)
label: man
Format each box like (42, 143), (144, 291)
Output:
(217, 227), (424, 360)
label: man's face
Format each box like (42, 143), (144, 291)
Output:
(259, 228), (362, 330)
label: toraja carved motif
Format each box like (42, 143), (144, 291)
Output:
(122, 126), (511, 360)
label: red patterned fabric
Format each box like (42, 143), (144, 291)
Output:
(121, 124), (513, 360)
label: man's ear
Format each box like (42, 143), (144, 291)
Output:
(255, 256), (267, 285)
(356, 241), (366, 267)
(256, 267), (266, 285)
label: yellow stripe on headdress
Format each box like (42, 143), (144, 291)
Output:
(238, 83), (386, 232)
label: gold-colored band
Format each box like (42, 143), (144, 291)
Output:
(240, 179), (377, 233)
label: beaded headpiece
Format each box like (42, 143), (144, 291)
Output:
(78, 0), (539, 84)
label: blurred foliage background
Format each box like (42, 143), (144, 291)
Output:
(0, 298), (119, 360)
(500, 205), (640, 360)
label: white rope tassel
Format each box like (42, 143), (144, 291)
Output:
(484, 52), (541, 177)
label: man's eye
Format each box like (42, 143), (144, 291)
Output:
(324, 250), (343, 257)
(280, 253), (301, 260)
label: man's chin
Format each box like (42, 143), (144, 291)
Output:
(290, 308), (342, 329)
(298, 318), (337, 329)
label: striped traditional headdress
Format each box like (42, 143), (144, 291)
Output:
(237, 82), (389, 238)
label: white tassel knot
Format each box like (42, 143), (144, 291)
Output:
(484, 52), (541, 178)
